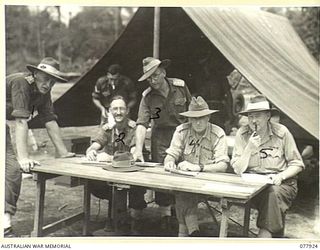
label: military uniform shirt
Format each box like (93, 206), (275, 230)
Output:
(136, 77), (192, 129)
(92, 74), (136, 109)
(92, 118), (136, 154)
(231, 122), (305, 173)
(6, 72), (57, 124)
(166, 122), (229, 165)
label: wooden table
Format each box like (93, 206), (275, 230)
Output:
(31, 157), (269, 237)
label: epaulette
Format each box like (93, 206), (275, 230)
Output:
(127, 119), (136, 128)
(270, 122), (286, 138)
(25, 75), (35, 84)
(171, 78), (185, 87)
(176, 123), (190, 133)
(142, 87), (152, 97)
(210, 124), (225, 138)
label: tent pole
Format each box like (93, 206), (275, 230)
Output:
(153, 7), (160, 58)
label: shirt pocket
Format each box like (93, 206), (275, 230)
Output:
(201, 145), (214, 162)
(183, 142), (195, 156)
(259, 146), (283, 170)
(249, 152), (260, 167)
(173, 97), (187, 113)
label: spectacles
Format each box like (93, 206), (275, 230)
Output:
(110, 107), (126, 112)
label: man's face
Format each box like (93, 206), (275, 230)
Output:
(109, 99), (128, 123)
(34, 71), (56, 94)
(189, 115), (210, 134)
(248, 111), (270, 132)
(147, 68), (165, 90)
(107, 73), (120, 86)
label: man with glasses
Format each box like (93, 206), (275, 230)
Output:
(5, 57), (75, 237)
(92, 64), (137, 127)
(133, 57), (192, 235)
(86, 95), (146, 235)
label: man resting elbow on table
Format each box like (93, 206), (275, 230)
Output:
(231, 95), (304, 238)
(164, 96), (229, 237)
(85, 96), (146, 234)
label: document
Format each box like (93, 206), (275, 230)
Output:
(241, 173), (274, 184)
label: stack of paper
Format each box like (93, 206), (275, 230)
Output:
(241, 173), (274, 184)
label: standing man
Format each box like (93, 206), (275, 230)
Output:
(5, 57), (75, 237)
(86, 95), (146, 234)
(133, 57), (192, 233)
(92, 64), (137, 126)
(231, 95), (304, 238)
(164, 96), (229, 237)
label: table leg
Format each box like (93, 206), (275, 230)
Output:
(111, 185), (128, 233)
(83, 179), (91, 236)
(243, 202), (251, 237)
(31, 174), (46, 237)
(219, 198), (230, 237)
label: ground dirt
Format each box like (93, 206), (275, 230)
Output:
(9, 125), (320, 239)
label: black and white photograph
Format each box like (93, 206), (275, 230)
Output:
(3, 4), (319, 244)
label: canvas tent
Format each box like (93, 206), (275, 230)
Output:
(29, 7), (319, 142)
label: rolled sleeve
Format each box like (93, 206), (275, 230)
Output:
(92, 128), (109, 148)
(284, 130), (305, 169)
(11, 79), (32, 119)
(136, 96), (151, 128)
(213, 135), (230, 163)
(165, 129), (184, 161)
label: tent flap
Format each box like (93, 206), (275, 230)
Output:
(183, 7), (319, 139)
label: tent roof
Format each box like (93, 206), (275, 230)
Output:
(29, 7), (319, 140)
(183, 7), (318, 139)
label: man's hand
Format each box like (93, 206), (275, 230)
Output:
(97, 152), (113, 162)
(18, 158), (40, 173)
(177, 161), (200, 172)
(60, 152), (76, 158)
(247, 133), (261, 151)
(86, 150), (97, 161)
(133, 150), (144, 162)
(269, 174), (283, 186)
(164, 161), (176, 171)
(101, 107), (107, 118)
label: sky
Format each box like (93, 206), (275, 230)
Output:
(28, 5), (83, 25)
(28, 5), (137, 26)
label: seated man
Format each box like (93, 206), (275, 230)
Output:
(86, 95), (146, 233)
(164, 96), (229, 237)
(231, 95), (304, 238)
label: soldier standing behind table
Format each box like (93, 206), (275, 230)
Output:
(132, 57), (192, 235)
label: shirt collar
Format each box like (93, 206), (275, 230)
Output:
(149, 77), (173, 97)
(188, 123), (210, 141)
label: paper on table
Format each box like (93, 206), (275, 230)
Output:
(135, 162), (162, 167)
(79, 158), (111, 167)
(168, 169), (199, 177)
(241, 173), (274, 184)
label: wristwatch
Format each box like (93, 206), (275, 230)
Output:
(199, 163), (204, 172)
